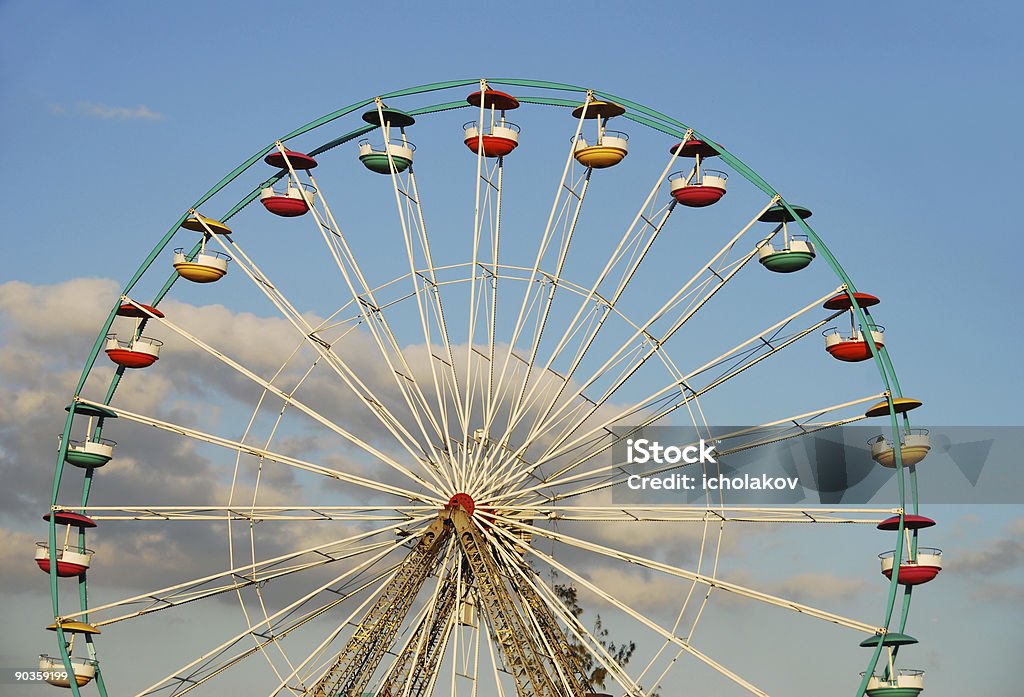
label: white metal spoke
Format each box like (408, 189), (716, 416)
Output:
(134, 523), (426, 696)
(189, 223), (454, 496)
(486, 285), (847, 497)
(480, 524), (645, 697)
(301, 165), (456, 481)
(72, 504), (430, 522)
(491, 393), (884, 505)
(479, 156), (506, 488)
(494, 513), (880, 634)
(463, 97), (518, 492)
(467, 592), (482, 697)
(483, 604), (510, 697)
(481, 137), (690, 494)
(405, 168), (469, 483)
(491, 169), (589, 466)
(74, 397), (441, 504)
(370, 102), (469, 469)
(492, 524), (771, 696)
(495, 198), (780, 482)
(60, 514), (430, 625)
(464, 84), (493, 473)
(115, 295), (448, 498)
(679, 292), (843, 387)
(481, 100), (593, 490)
(488, 504), (896, 525)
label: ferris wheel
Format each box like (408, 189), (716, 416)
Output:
(40, 79), (938, 697)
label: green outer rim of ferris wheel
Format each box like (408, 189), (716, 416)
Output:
(50, 78), (918, 697)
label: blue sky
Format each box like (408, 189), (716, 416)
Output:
(1, 2), (1022, 696)
(2, 1), (1021, 424)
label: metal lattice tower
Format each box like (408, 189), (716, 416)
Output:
(509, 564), (592, 696)
(377, 563), (468, 697)
(446, 507), (567, 697)
(309, 519), (450, 697)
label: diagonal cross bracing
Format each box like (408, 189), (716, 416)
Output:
(446, 508), (581, 697)
(507, 560), (592, 695)
(308, 519), (450, 697)
(377, 562), (467, 697)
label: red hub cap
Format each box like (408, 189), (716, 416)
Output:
(447, 493), (476, 515)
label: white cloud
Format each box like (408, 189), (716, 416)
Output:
(581, 565), (694, 614)
(6, 275), (853, 678)
(73, 101), (163, 120)
(710, 565), (872, 609)
(0, 529), (45, 594)
(46, 101), (166, 120)
(0, 279), (413, 585)
(971, 579), (1024, 603)
(1006, 517), (1024, 537)
(1, 277), (639, 595)
(947, 517), (1024, 576)
(768, 571), (870, 604)
(0, 278), (120, 342)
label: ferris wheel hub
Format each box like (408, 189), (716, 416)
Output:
(446, 492), (477, 515)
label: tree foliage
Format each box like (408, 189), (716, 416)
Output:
(553, 583), (636, 691)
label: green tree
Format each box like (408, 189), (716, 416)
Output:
(553, 583), (636, 691)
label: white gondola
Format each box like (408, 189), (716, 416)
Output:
(259, 182), (317, 217)
(864, 668), (925, 696)
(39, 654), (99, 688)
(104, 334), (162, 368)
(358, 139), (416, 173)
(35, 542), (94, 576)
(666, 139), (728, 206)
(173, 248), (230, 283)
(61, 435), (115, 468)
(571, 100), (628, 168)
(757, 235), (817, 271)
(173, 214), (233, 283)
(880, 547), (943, 585)
(823, 325), (885, 362)
(869, 429), (931, 467)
